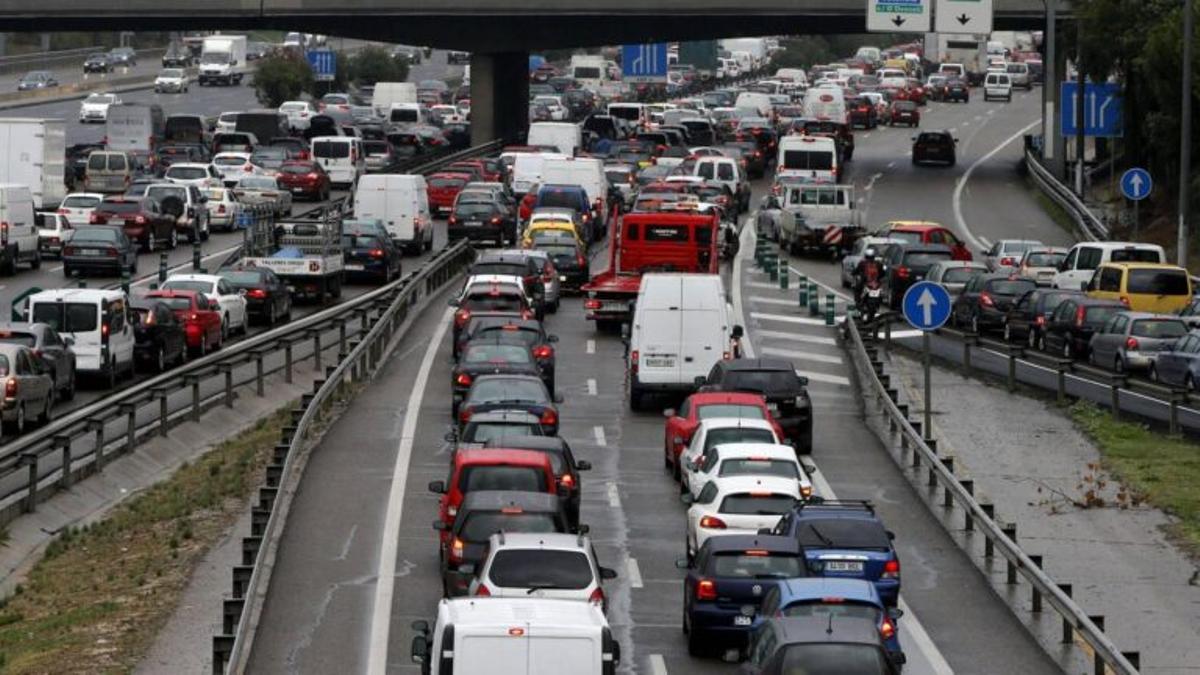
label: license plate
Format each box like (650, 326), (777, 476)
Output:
(292, 187), (304, 193)
(600, 302), (625, 311)
(733, 615), (753, 626)
(79, 249), (102, 256)
(345, 263), (364, 271)
(466, 220), (482, 227)
(644, 357), (674, 368)
(825, 561), (864, 573)
(767, 403), (780, 413)
(559, 275), (568, 282)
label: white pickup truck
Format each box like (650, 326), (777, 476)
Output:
(768, 181), (864, 258)
(240, 219), (344, 302)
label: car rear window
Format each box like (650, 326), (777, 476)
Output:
(703, 428), (776, 451)
(463, 343), (532, 365)
(719, 458), (799, 480)
(942, 267), (979, 283)
(1131, 319), (1188, 339)
(1127, 269), (1189, 295)
(70, 228), (119, 244)
(162, 280), (211, 294)
(151, 296), (194, 311)
(464, 294), (524, 313)
(722, 370), (800, 394)
(312, 140), (349, 159)
(63, 195), (102, 208)
(1085, 306), (1120, 324)
(469, 378), (545, 403)
(342, 234), (382, 248)
(472, 262), (527, 277)
(887, 230), (923, 244)
(462, 422), (542, 444)
(488, 549), (592, 589)
(168, 166), (207, 180)
(782, 150), (834, 171)
(794, 518), (891, 550)
(0, 333), (36, 348)
(279, 164), (315, 175)
(475, 326), (539, 346)
(429, 176), (466, 189)
(458, 465), (544, 493)
(219, 271), (264, 285)
(538, 190), (583, 210)
(98, 201), (142, 214)
(697, 404), (765, 420)
(719, 493), (796, 515)
(214, 156), (247, 167)
(709, 551), (804, 578)
(1025, 252), (1065, 267)
(461, 512), (557, 541)
(986, 279), (1037, 295)
(779, 643), (890, 674)
(455, 202), (495, 217)
(782, 600), (879, 621)
(1109, 249), (1162, 263)
(902, 251), (952, 268)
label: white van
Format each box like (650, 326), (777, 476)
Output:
(372, 82), (417, 117)
(801, 87), (848, 123)
(540, 156), (607, 232)
(511, 152), (567, 197)
(353, 174), (432, 254)
(527, 122), (582, 156)
(311, 136), (364, 188)
(25, 288), (135, 386)
(776, 135), (839, 182)
(606, 102), (646, 128)
(983, 72), (1013, 102)
(733, 92), (773, 118)
(628, 273), (739, 410)
(0, 183), (40, 274)
(411, 598), (619, 675)
(1005, 62), (1032, 90)
(389, 102), (429, 126)
(1052, 242), (1167, 291)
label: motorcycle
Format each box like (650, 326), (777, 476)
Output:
(859, 279), (883, 323)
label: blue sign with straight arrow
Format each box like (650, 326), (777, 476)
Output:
(901, 281), (952, 331)
(1120, 168), (1152, 201)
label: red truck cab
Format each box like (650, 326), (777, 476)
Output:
(428, 449), (558, 546)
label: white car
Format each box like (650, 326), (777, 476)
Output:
(680, 417), (780, 494)
(683, 475), (802, 562)
(467, 533), (617, 611)
(684, 442), (814, 501)
(164, 162), (223, 188)
(212, 152), (263, 187)
(161, 273), (249, 336)
(57, 192), (105, 226)
(459, 273), (530, 305)
(36, 212), (72, 258)
(278, 100), (318, 131)
(205, 187), (243, 231)
(531, 96), (568, 121)
(216, 111), (241, 133)
(983, 238), (1044, 272)
(154, 68), (190, 93)
(78, 93), (120, 123)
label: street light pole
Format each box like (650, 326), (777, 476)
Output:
(1178, 0), (1194, 267)
(1075, 19), (1087, 197)
(1044, 0), (1058, 173)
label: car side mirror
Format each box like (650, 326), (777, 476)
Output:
(1080, 282), (1089, 292)
(886, 530), (896, 540)
(447, 298), (458, 307)
(411, 636), (429, 664)
(953, 138), (959, 143)
(797, 375), (810, 387)
(548, 334), (559, 343)
(577, 523), (590, 534)
(802, 462), (817, 475)
(731, 325), (744, 339)
(599, 566), (618, 580)
(694, 375), (707, 387)
(675, 557), (691, 569)
(680, 493), (694, 505)
(888, 607), (905, 620)
(443, 430), (457, 443)
(663, 408), (677, 418)
(553, 393), (564, 404)
(911, 135), (917, 142)
(63, 337), (74, 347)
(428, 480), (446, 494)
(576, 460), (592, 471)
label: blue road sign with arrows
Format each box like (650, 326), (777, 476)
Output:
(902, 281), (952, 331)
(1061, 82), (1123, 137)
(307, 50), (336, 82)
(622, 43), (668, 83)
(1120, 168), (1152, 201)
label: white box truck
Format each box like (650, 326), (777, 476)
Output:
(0, 118), (66, 209)
(372, 82), (417, 117)
(352, 174), (433, 254)
(199, 35), (247, 86)
(570, 55), (609, 93)
(411, 598), (620, 675)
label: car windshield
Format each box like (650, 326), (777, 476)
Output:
(710, 552), (804, 578)
(779, 644), (890, 674)
(458, 465), (544, 493)
(460, 513), (557, 542)
(722, 370), (799, 394)
(794, 518), (891, 550)
(1025, 252), (1065, 267)
(704, 427), (775, 451)
(782, 601), (880, 621)
(162, 280), (212, 294)
(463, 422), (542, 444)
(160, 69), (184, 78)
(697, 403), (766, 420)
(31, 302), (98, 332)
(488, 549), (592, 589)
(1127, 269), (1189, 295)
(464, 344), (532, 365)
(63, 195), (102, 208)
(719, 493), (795, 515)
(1131, 319), (1188, 339)
(168, 167), (208, 180)
(719, 458), (799, 480)
(942, 267), (979, 283)
(469, 378), (546, 404)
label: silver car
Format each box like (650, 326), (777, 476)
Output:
(1088, 312), (1189, 373)
(232, 175), (293, 218)
(926, 260), (988, 299)
(983, 239), (1043, 272)
(0, 343), (55, 434)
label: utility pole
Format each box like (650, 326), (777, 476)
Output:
(1075, 19), (1086, 198)
(1179, 0), (1194, 267)
(1044, 0), (1059, 173)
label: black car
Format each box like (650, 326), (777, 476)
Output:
(62, 225), (138, 276)
(469, 252), (547, 315)
(951, 274), (1038, 334)
(719, 141), (767, 179)
(435, 490), (569, 597)
(83, 53), (111, 73)
(217, 267), (292, 326)
(449, 282), (532, 355)
(453, 410), (546, 448)
(529, 230), (589, 291)
(742, 615), (903, 674)
(1042, 297), (1126, 359)
(458, 373), (562, 435)
(912, 131), (957, 166)
(882, 244), (954, 309)
(0, 323), (77, 400)
(452, 339), (543, 416)
(341, 225), (402, 284)
(485, 435), (590, 530)
(848, 96), (879, 129)
(456, 317), (558, 385)
(449, 198), (512, 246)
(944, 77), (970, 103)
(156, 144), (209, 172)
(108, 47), (137, 68)
(698, 358), (813, 454)
(1003, 289), (1084, 349)
(129, 297), (188, 372)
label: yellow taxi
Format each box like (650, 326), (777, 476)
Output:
(523, 217), (585, 250)
(1085, 262), (1193, 313)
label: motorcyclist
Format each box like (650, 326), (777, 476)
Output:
(854, 248), (885, 305)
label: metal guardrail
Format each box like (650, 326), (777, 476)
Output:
(0, 47), (167, 74)
(1024, 146), (1110, 242)
(212, 239), (474, 674)
(843, 316), (1141, 674)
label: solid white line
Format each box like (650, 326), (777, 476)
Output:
(626, 557), (644, 588)
(587, 378), (597, 395)
(761, 346), (845, 365)
(365, 306), (453, 675)
(794, 369), (852, 387)
(754, 329), (837, 346)
(952, 120), (1040, 252)
(586, 339), (596, 354)
(751, 311), (843, 327)
(733, 218), (755, 358)
(750, 295), (811, 307)
(607, 482), (621, 508)
(889, 329), (926, 339)
(748, 281), (790, 290)
(649, 654), (669, 675)
(593, 425), (607, 446)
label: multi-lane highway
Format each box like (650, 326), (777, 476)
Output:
(245, 87), (1074, 674)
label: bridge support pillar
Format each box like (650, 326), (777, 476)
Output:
(470, 51), (529, 146)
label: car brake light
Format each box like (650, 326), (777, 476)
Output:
(588, 587), (605, 605)
(980, 291), (994, 308)
(135, 215), (147, 225)
(57, 208), (69, 215)
(1119, 296), (1131, 308)
(630, 349), (638, 375)
(882, 559), (900, 579)
(106, 247), (119, 258)
(101, 322), (110, 343)
(559, 473), (575, 488)
(89, 213), (102, 224)
(540, 409), (558, 427)
(449, 537), (465, 562)
(532, 345), (553, 359)
(584, 299), (601, 310)
(369, 248), (385, 259)
(895, 266), (910, 280)
(1125, 337), (1139, 351)
(454, 308), (471, 327)
(455, 373), (472, 387)
(699, 515), (726, 529)
(1076, 306), (1086, 327)
(1035, 315), (1046, 327)
(696, 579), (717, 601)
(880, 616), (896, 640)
(1000, 257), (1015, 266)
(458, 406), (473, 424)
(4, 377), (16, 398)
(491, 217), (501, 225)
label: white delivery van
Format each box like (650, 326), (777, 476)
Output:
(412, 597), (619, 675)
(540, 156), (607, 231)
(627, 273), (739, 410)
(570, 55), (608, 93)
(606, 102), (646, 128)
(372, 82), (417, 117)
(801, 87), (848, 123)
(511, 152), (567, 197)
(983, 72), (1013, 102)
(106, 103), (165, 156)
(311, 136), (364, 188)
(353, 174), (432, 254)
(25, 288), (135, 386)
(527, 122), (582, 156)
(734, 92), (773, 118)
(1052, 242), (1166, 291)
(0, 183), (40, 274)
(776, 135), (839, 182)
(0, 118), (67, 210)
(389, 103), (429, 126)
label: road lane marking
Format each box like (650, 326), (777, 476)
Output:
(794, 369), (852, 387)
(787, 267), (853, 302)
(649, 654), (668, 675)
(366, 306), (453, 675)
(952, 119), (1041, 252)
(586, 339), (596, 354)
(761, 346), (844, 365)
(626, 558), (644, 588)
(587, 378), (597, 395)
(593, 425), (607, 446)
(888, 161), (897, 168)
(751, 311), (844, 327)
(607, 482), (621, 508)
(754, 329), (837, 346)
(750, 295), (814, 307)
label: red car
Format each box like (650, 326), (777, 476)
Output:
(143, 289), (223, 355)
(427, 172), (470, 216)
(879, 222), (973, 261)
(905, 79), (928, 105)
(889, 101), (921, 127)
(90, 196), (178, 252)
(276, 160), (332, 201)
(663, 392), (785, 480)
(427, 449), (558, 548)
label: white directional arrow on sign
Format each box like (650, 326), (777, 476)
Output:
(1129, 173), (1144, 197)
(935, 0), (993, 34)
(917, 288), (937, 326)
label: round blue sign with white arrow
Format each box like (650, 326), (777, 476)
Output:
(1120, 167), (1152, 201)
(901, 281), (952, 331)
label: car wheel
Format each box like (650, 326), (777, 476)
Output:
(687, 625), (706, 657)
(63, 375), (75, 402)
(1028, 329), (1037, 350)
(1186, 374), (1196, 392)
(40, 394), (54, 425)
(106, 360), (117, 389)
(8, 403), (25, 435)
(198, 335), (207, 357)
(221, 315), (229, 341)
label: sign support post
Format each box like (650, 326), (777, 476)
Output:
(901, 281), (952, 443)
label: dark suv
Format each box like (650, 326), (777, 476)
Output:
(882, 244), (954, 309)
(951, 274), (1038, 335)
(912, 130), (957, 166)
(698, 358), (813, 454)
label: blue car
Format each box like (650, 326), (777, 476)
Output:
(677, 534), (808, 657)
(770, 499), (901, 607)
(759, 577), (904, 662)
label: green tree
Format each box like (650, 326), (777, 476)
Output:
(253, 52), (314, 108)
(347, 45), (410, 87)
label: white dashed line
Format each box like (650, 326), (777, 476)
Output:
(649, 654), (669, 675)
(626, 557), (644, 588)
(586, 339), (596, 354)
(751, 311), (843, 327)
(607, 482), (621, 508)
(587, 378), (597, 395)
(887, 161), (897, 168)
(593, 425), (607, 446)
(753, 329), (837, 346)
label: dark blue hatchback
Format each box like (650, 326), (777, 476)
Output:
(770, 500), (901, 607)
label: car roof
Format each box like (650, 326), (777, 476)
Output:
(708, 442), (799, 460)
(705, 533), (801, 555)
(774, 577), (884, 605)
(1098, 262), (1184, 271)
(767, 614), (885, 647)
(458, 489), (560, 511)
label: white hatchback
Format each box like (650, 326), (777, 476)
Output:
(57, 192), (105, 226)
(467, 532), (618, 612)
(684, 442), (814, 501)
(680, 417), (780, 494)
(683, 475), (802, 562)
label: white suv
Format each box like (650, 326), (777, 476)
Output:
(984, 72), (1013, 102)
(466, 532), (618, 612)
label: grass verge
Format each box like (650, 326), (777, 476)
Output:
(0, 405), (292, 673)
(1070, 401), (1200, 559)
(1026, 177), (1078, 237)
